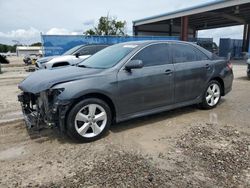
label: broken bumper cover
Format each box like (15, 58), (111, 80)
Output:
(18, 93), (39, 129)
(18, 92), (72, 131)
(22, 111), (39, 129)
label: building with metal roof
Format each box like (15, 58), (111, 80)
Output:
(16, 46), (42, 56)
(133, 0), (250, 52)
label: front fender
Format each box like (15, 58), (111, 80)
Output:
(52, 74), (117, 101)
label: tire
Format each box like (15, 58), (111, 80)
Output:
(66, 98), (112, 142)
(200, 80), (222, 109)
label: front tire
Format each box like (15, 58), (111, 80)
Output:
(200, 80), (222, 109)
(66, 98), (112, 142)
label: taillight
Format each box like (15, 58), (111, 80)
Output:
(227, 62), (233, 69)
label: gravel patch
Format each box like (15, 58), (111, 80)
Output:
(177, 123), (250, 187)
(48, 123), (250, 188)
(48, 148), (188, 188)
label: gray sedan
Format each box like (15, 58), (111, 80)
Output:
(18, 41), (233, 142)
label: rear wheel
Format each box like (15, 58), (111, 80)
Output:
(66, 98), (111, 142)
(200, 80), (222, 109)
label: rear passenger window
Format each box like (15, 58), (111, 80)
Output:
(195, 48), (209, 61)
(132, 43), (171, 66)
(172, 44), (208, 63)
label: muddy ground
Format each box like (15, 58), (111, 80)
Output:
(0, 59), (249, 187)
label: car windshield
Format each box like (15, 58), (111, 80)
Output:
(78, 44), (137, 69)
(63, 45), (83, 55)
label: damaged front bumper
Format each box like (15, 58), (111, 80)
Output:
(18, 91), (72, 132)
(18, 92), (39, 129)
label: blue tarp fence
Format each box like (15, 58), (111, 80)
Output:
(219, 38), (243, 58)
(41, 35), (179, 57)
(42, 35), (247, 58)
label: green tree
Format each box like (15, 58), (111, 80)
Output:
(0, 43), (18, 53)
(84, 16), (126, 36)
(30, 42), (42, 46)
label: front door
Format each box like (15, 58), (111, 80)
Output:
(117, 43), (174, 116)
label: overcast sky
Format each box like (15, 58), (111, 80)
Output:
(0, 0), (243, 45)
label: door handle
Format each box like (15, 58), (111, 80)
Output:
(164, 69), (173, 75)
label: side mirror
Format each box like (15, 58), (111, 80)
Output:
(75, 53), (80, 58)
(125, 60), (143, 71)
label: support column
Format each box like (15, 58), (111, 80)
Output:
(242, 24), (248, 52)
(246, 24), (250, 53)
(193, 29), (197, 39)
(133, 25), (138, 36)
(181, 16), (189, 41)
(169, 24), (172, 36)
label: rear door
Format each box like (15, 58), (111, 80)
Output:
(172, 43), (212, 103)
(117, 43), (175, 116)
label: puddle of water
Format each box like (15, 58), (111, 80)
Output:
(0, 145), (26, 160)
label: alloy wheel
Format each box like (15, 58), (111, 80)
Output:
(206, 83), (221, 107)
(74, 104), (107, 138)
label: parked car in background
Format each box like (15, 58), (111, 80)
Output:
(23, 54), (41, 65)
(0, 54), (9, 64)
(247, 58), (250, 78)
(18, 41), (233, 142)
(0, 54), (9, 73)
(197, 41), (219, 55)
(36, 44), (109, 69)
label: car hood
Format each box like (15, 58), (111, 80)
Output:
(37, 56), (57, 64)
(18, 66), (103, 94)
(48, 55), (75, 63)
(47, 55), (90, 65)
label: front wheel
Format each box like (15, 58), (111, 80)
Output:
(200, 80), (222, 109)
(66, 98), (112, 142)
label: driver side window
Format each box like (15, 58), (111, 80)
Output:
(132, 43), (171, 67)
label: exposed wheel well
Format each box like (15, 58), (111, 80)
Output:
(210, 77), (225, 96)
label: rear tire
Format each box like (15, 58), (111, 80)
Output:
(66, 98), (111, 142)
(200, 80), (222, 109)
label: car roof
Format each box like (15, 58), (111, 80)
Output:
(118, 40), (195, 46)
(118, 40), (212, 58)
(79, 41), (211, 58)
(81, 44), (110, 47)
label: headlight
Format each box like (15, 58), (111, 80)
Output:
(37, 60), (49, 64)
(36, 60), (48, 69)
(49, 88), (65, 96)
(48, 88), (65, 113)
